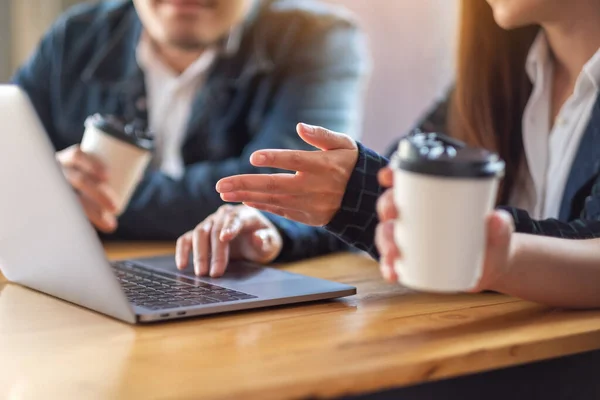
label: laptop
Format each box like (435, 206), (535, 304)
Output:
(0, 85), (356, 324)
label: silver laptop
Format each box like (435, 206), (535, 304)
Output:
(0, 85), (356, 324)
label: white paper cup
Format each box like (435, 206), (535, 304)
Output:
(390, 132), (504, 293)
(80, 116), (152, 215)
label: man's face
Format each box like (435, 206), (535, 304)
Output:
(133, 0), (253, 50)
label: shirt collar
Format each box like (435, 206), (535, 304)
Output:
(136, 33), (216, 83)
(525, 31), (551, 85)
(582, 47), (600, 91)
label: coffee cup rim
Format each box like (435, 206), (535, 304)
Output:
(85, 114), (154, 152)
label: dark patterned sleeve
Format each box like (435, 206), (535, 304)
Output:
(324, 142), (389, 259)
(265, 213), (353, 263)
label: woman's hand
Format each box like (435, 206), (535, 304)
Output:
(375, 167), (515, 291)
(215, 123), (359, 226)
(175, 205), (283, 278)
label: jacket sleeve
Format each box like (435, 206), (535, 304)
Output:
(115, 22), (370, 239)
(265, 214), (353, 263)
(498, 174), (600, 238)
(11, 16), (64, 143)
(264, 142), (388, 262)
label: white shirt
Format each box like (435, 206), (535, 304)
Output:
(510, 33), (600, 219)
(136, 36), (217, 179)
(135, 28), (242, 179)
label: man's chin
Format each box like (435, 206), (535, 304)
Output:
(167, 38), (210, 51)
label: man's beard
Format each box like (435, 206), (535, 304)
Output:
(167, 37), (211, 51)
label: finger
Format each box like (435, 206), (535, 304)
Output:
(376, 189), (398, 222)
(375, 222), (392, 259)
(250, 150), (331, 173)
(79, 194), (117, 233)
(247, 229), (282, 263)
(296, 123), (356, 151)
(220, 211), (243, 242)
(377, 167), (394, 188)
(380, 256), (399, 283)
(488, 210), (515, 245)
(210, 214), (230, 278)
(58, 146), (107, 181)
(222, 191), (339, 218)
(175, 232), (193, 270)
(375, 221), (400, 283)
(216, 174), (300, 194)
(64, 168), (118, 213)
(244, 202), (310, 225)
(485, 210), (514, 258)
(471, 211), (514, 293)
(375, 221), (400, 261)
(193, 220), (213, 277)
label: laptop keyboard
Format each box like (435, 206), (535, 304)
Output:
(112, 261), (257, 310)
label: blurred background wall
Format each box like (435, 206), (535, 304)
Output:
(0, 0), (457, 152)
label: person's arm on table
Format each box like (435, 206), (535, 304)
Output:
(486, 232), (600, 309)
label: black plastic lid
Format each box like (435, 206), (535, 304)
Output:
(390, 131), (505, 178)
(85, 114), (154, 151)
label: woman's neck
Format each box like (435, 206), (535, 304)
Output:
(543, 13), (600, 83)
(542, 8), (600, 123)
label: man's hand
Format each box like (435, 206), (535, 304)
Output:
(56, 144), (119, 233)
(176, 205), (283, 278)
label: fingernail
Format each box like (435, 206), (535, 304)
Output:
(253, 154), (267, 165)
(381, 266), (391, 282)
(218, 182), (233, 193)
(221, 228), (232, 240)
(258, 231), (273, 252)
(220, 193), (238, 202)
(105, 215), (117, 228)
(175, 255), (181, 268)
(299, 123), (315, 134)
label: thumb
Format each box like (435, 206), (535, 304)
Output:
(239, 228), (282, 264)
(486, 210), (514, 254)
(473, 210), (514, 292)
(297, 123), (356, 151)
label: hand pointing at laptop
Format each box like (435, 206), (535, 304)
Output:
(217, 123), (359, 226)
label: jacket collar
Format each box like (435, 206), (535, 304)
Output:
(558, 95), (600, 220)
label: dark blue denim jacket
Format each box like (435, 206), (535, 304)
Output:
(12, 0), (369, 243)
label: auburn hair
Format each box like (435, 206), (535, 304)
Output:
(448, 0), (539, 203)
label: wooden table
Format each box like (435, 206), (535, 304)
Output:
(1, 243), (600, 400)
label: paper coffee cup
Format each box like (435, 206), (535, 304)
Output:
(80, 114), (153, 215)
(390, 132), (505, 293)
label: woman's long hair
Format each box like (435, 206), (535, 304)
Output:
(448, 0), (539, 203)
